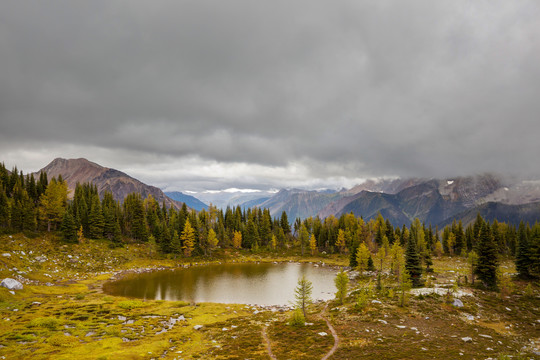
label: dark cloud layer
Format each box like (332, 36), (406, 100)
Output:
(1, 1), (540, 191)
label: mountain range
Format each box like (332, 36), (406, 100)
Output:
(33, 158), (540, 227)
(254, 174), (540, 227)
(38, 158), (183, 209)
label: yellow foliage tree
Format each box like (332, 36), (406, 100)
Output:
(39, 178), (68, 231)
(232, 230), (242, 249)
(271, 234), (277, 251)
(207, 228), (218, 255)
(336, 229), (346, 254)
(77, 225), (85, 244)
(181, 219), (195, 257)
(389, 241), (405, 277)
(309, 233), (317, 255)
(356, 243), (370, 272)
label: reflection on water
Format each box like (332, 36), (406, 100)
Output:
(103, 263), (338, 305)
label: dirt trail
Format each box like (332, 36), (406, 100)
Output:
(262, 304), (340, 360)
(261, 325), (278, 360)
(320, 304), (339, 360)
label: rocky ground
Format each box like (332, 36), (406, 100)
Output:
(0, 233), (539, 359)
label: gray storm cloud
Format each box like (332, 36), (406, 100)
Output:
(1, 0), (540, 191)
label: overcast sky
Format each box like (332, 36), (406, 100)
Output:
(1, 1), (540, 192)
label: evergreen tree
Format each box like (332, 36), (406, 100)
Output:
(280, 211), (290, 235)
(112, 220), (122, 245)
(516, 221), (531, 278)
(170, 230), (182, 256)
(124, 193), (147, 241)
(349, 242), (359, 268)
(61, 207), (78, 242)
(0, 185), (9, 227)
(87, 195), (105, 239)
(367, 255), (375, 272)
(528, 225), (540, 278)
(405, 232), (423, 287)
(160, 222), (172, 253)
(245, 216), (259, 250)
(475, 222), (498, 289)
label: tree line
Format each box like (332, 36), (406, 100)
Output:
(1, 162), (539, 287)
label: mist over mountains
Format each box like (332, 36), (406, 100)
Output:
(30, 158), (540, 227)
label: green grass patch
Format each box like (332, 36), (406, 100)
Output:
(116, 300), (149, 310)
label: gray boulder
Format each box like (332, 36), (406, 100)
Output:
(1, 278), (23, 290)
(453, 299), (464, 308)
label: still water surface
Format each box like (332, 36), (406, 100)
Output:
(103, 262), (338, 305)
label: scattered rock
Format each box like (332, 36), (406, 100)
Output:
(378, 320), (388, 324)
(35, 256), (47, 263)
(396, 325), (406, 329)
(2, 253), (11, 257)
(462, 337), (473, 342)
(318, 332), (328, 336)
(371, 300), (382, 304)
(193, 325), (203, 330)
(1, 278), (23, 290)
(453, 299), (464, 308)
(479, 334), (492, 339)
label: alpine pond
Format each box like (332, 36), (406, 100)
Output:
(103, 262), (338, 306)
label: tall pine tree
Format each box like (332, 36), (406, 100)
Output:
(405, 231), (423, 287)
(475, 222), (498, 289)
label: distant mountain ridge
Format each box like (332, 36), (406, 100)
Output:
(257, 174), (540, 227)
(38, 158), (183, 209)
(164, 191), (208, 211)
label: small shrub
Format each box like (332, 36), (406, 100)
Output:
(355, 283), (373, 310)
(105, 325), (122, 337)
(356, 291), (369, 310)
(524, 283), (534, 298)
(289, 309), (305, 327)
(47, 334), (78, 347)
(28, 317), (59, 330)
(75, 293), (85, 300)
(498, 271), (515, 299)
